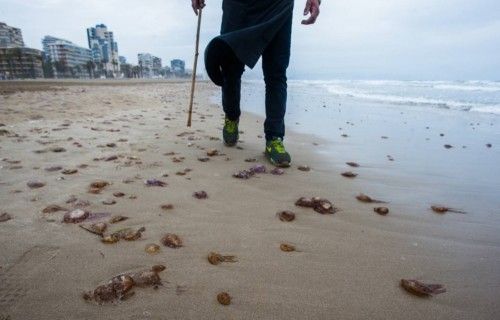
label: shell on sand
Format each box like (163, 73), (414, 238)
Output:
(217, 292), (231, 305)
(400, 279), (446, 297)
(277, 211), (296, 222)
(297, 165), (311, 172)
(63, 209), (89, 223)
(161, 234), (183, 248)
(346, 162), (360, 168)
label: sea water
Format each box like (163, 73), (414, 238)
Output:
(221, 80), (500, 217)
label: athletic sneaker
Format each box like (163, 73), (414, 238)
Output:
(265, 137), (291, 167)
(223, 118), (239, 146)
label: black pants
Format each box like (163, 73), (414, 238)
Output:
(221, 14), (292, 141)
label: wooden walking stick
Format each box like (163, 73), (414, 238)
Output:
(187, 8), (203, 127)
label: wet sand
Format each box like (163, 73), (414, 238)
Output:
(0, 80), (499, 319)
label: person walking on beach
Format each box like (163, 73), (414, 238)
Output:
(192, 0), (321, 167)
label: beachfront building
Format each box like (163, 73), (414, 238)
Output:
(170, 59), (186, 76)
(0, 22), (24, 48)
(87, 24), (120, 77)
(138, 53), (162, 78)
(42, 36), (93, 79)
(119, 56), (127, 64)
(0, 47), (43, 79)
(0, 22), (43, 79)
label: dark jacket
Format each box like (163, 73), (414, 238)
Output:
(219, 0), (294, 68)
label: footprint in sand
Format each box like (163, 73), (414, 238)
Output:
(0, 246), (60, 315)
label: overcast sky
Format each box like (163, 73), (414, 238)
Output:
(1, 0), (499, 80)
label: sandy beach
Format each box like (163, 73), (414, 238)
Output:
(0, 80), (499, 320)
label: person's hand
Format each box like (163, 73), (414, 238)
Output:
(301, 0), (320, 25)
(191, 0), (206, 15)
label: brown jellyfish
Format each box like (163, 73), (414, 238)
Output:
(295, 197), (316, 208)
(297, 165), (311, 172)
(161, 234), (183, 248)
(277, 211), (296, 222)
(145, 244), (160, 254)
(144, 179), (167, 187)
(0, 212), (12, 223)
(27, 180), (46, 189)
(83, 275), (135, 304)
(431, 206), (465, 214)
(109, 215), (129, 224)
(122, 227), (146, 241)
(61, 169), (78, 175)
(313, 198), (336, 214)
(356, 193), (387, 204)
(193, 191), (208, 199)
(280, 243), (296, 252)
(374, 207), (389, 215)
(206, 149), (219, 157)
(63, 209), (89, 223)
(341, 171), (358, 178)
(127, 265), (166, 287)
(89, 181), (109, 194)
(42, 204), (67, 214)
(346, 162), (360, 167)
(80, 222), (107, 236)
(101, 234), (120, 244)
(217, 292), (231, 305)
(160, 204), (174, 210)
(400, 279), (446, 297)
(207, 252), (237, 265)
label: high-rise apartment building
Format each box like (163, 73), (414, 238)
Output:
(0, 22), (43, 79)
(138, 53), (162, 78)
(171, 59), (185, 76)
(0, 22), (24, 48)
(87, 24), (120, 77)
(42, 36), (92, 78)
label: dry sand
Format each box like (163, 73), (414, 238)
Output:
(0, 80), (499, 319)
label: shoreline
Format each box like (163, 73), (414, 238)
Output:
(0, 80), (499, 319)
